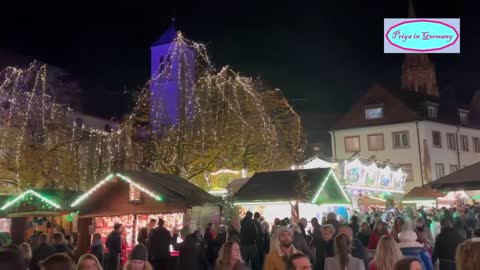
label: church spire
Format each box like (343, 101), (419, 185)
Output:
(408, 0), (416, 18)
(401, 0), (439, 97)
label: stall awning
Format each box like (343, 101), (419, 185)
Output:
(226, 178), (250, 195)
(233, 168), (350, 205)
(425, 162), (480, 191)
(401, 187), (444, 203)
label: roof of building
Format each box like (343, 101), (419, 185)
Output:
(152, 22), (177, 47)
(333, 83), (479, 130)
(233, 168), (350, 205)
(401, 186), (445, 201)
(426, 162), (480, 191)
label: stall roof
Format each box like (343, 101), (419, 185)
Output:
(358, 196), (386, 206)
(402, 187), (445, 202)
(233, 168), (350, 205)
(226, 178), (250, 195)
(425, 162), (480, 191)
(0, 189), (82, 216)
(71, 170), (220, 210)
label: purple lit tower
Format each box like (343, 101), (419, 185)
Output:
(150, 21), (196, 128)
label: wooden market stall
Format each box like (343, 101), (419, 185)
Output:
(233, 168), (351, 224)
(0, 189), (81, 244)
(426, 162), (480, 191)
(72, 170), (220, 256)
(401, 186), (444, 208)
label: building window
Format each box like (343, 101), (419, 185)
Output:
(450, 165), (459, 173)
(459, 110), (469, 125)
(460, 135), (469, 152)
(401, 164), (414, 182)
(368, 134), (384, 151)
(365, 107), (383, 120)
(446, 133), (457, 150)
(432, 131), (442, 148)
(428, 106), (438, 119)
(392, 131), (410, 148)
(435, 163), (445, 179)
(344, 136), (360, 153)
(473, 137), (480, 153)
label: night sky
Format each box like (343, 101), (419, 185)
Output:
(0, 0), (476, 118)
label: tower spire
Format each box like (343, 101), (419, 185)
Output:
(408, 0), (416, 18)
(401, 0), (439, 97)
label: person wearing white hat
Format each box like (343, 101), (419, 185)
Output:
(264, 226), (302, 270)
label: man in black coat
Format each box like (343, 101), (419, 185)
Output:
(240, 211), (259, 270)
(432, 219), (465, 270)
(30, 233), (55, 270)
(173, 227), (210, 270)
(148, 218), (172, 270)
(338, 226), (368, 269)
(106, 223), (122, 270)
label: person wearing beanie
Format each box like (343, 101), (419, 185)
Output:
(264, 226), (302, 270)
(123, 244), (152, 270)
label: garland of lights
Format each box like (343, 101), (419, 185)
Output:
(70, 173), (162, 207)
(0, 30), (302, 193)
(0, 189), (61, 210)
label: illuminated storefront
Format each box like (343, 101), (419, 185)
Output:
(72, 170), (220, 256)
(233, 168), (351, 224)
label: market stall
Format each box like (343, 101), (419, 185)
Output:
(401, 186), (444, 208)
(427, 162), (480, 191)
(72, 170), (220, 258)
(233, 168), (351, 225)
(0, 189), (81, 244)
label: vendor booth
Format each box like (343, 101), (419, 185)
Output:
(233, 168), (350, 225)
(0, 189), (81, 244)
(427, 162), (480, 191)
(299, 156), (407, 211)
(401, 186), (444, 208)
(72, 170), (220, 258)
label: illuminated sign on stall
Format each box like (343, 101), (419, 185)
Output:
(343, 158), (406, 193)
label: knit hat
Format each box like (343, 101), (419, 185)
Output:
(275, 226), (293, 239)
(129, 244), (148, 261)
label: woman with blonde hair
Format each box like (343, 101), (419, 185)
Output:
(216, 241), (250, 270)
(369, 235), (403, 270)
(456, 239), (480, 270)
(77, 253), (103, 270)
(19, 242), (32, 266)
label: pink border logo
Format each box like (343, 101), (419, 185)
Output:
(385, 19), (459, 52)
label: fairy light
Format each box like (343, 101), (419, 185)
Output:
(311, 169), (351, 204)
(70, 174), (114, 207)
(1, 189), (61, 210)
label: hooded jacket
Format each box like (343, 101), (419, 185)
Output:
(397, 229), (433, 270)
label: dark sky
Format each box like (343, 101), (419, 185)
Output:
(0, 0), (475, 118)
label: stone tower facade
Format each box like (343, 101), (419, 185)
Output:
(400, 0), (439, 97)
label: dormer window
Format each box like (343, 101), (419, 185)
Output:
(459, 109), (469, 125)
(365, 107), (383, 120)
(426, 103), (439, 119)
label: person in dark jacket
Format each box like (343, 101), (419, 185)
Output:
(356, 222), (371, 248)
(313, 224), (335, 270)
(348, 216), (360, 238)
(174, 226), (210, 270)
(137, 227), (149, 247)
(240, 211), (259, 270)
(292, 224), (314, 264)
(148, 218), (172, 270)
(52, 232), (74, 258)
(432, 219), (464, 270)
(338, 225), (368, 270)
(30, 233), (55, 270)
(106, 223), (122, 270)
(324, 212), (341, 235)
(253, 212), (266, 268)
(90, 233), (104, 267)
(204, 223), (217, 268)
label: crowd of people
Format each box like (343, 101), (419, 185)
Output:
(1, 205), (480, 270)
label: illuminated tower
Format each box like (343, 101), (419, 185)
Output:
(150, 20), (196, 127)
(400, 0), (439, 96)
